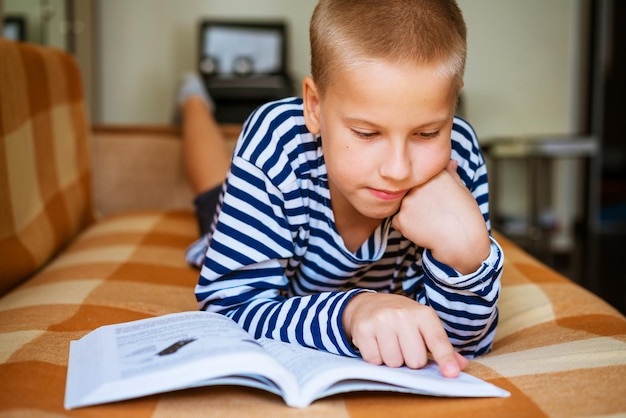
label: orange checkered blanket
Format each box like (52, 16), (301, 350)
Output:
(1, 211), (624, 417)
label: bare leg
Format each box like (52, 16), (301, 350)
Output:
(181, 96), (231, 195)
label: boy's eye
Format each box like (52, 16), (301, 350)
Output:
(416, 131), (440, 139)
(351, 129), (378, 139)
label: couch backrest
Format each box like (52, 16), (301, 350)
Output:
(0, 39), (93, 294)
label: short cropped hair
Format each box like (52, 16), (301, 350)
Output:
(309, 0), (467, 95)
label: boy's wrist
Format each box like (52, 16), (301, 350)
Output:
(424, 236), (503, 285)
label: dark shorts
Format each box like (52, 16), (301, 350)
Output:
(193, 184), (223, 236)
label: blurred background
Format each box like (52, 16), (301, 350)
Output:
(1, 0), (624, 313)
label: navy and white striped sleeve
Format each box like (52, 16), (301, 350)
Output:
(194, 100), (361, 357)
(195, 157), (362, 356)
(418, 117), (504, 358)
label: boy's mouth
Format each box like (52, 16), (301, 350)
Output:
(368, 188), (409, 202)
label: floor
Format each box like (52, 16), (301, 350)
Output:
(507, 227), (626, 316)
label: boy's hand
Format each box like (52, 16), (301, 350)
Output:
(392, 160), (491, 274)
(343, 292), (468, 377)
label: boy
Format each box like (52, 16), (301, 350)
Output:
(181, 0), (503, 378)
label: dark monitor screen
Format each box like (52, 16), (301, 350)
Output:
(198, 20), (288, 77)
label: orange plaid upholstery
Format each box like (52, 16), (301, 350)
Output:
(0, 39), (93, 293)
(0, 39), (625, 417)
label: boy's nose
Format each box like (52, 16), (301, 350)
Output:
(379, 142), (412, 181)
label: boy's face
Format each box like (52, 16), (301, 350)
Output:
(303, 59), (458, 224)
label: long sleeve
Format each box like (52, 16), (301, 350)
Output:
(195, 98), (366, 356)
(196, 156), (363, 357)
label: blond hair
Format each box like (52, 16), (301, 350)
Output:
(309, 0), (467, 94)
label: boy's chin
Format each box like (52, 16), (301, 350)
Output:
(358, 203), (401, 221)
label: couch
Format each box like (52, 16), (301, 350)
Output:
(1, 38), (625, 418)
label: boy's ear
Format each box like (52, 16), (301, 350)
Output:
(302, 76), (321, 135)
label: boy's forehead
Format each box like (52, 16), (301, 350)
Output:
(321, 54), (461, 95)
(326, 57), (459, 95)
(318, 58), (459, 125)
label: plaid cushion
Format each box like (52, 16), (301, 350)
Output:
(0, 39), (93, 293)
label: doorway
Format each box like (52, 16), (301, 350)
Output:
(589, 0), (626, 231)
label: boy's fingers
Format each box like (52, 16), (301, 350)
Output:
(446, 158), (458, 171)
(432, 348), (461, 377)
(377, 333), (406, 368)
(446, 159), (465, 186)
(398, 332), (428, 369)
(353, 335), (383, 366)
(422, 321), (462, 377)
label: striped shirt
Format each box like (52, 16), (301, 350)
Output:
(188, 97), (503, 358)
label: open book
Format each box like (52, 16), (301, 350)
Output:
(64, 311), (509, 409)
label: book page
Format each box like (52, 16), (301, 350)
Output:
(258, 338), (509, 408)
(112, 311), (254, 378)
(65, 312), (292, 409)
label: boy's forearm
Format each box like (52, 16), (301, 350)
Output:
(428, 223), (491, 274)
(197, 279), (365, 357)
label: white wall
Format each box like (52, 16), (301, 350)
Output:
(459, 0), (580, 139)
(97, 0), (317, 124)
